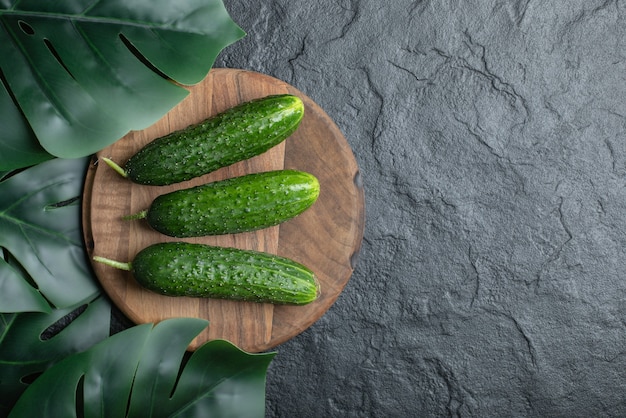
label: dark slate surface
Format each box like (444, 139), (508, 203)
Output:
(213, 1), (626, 416)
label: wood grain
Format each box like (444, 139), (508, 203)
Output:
(82, 68), (364, 352)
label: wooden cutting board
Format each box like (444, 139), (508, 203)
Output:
(82, 68), (365, 352)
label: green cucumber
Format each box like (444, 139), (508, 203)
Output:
(126, 169), (320, 238)
(102, 94), (304, 186)
(93, 242), (320, 305)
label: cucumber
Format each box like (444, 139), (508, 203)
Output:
(126, 170), (320, 238)
(102, 94), (305, 185)
(93, 242), (320, 305)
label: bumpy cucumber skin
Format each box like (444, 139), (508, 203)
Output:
(125, 94), (305, 186)
(146, 170), (320, 237)
(132, 242), (320, 305)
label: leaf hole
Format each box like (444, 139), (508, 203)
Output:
(45, 195), (80, 211)
(169, 351), (192, 398)
(18, 20), (35, 35)
(0, 67), (21, 118)
(40, 304), (88, 341)
(0, 68), (35, 148)
(3, 250), (42, 291)
(20, 371), (43, 385)
(44, 39), (76, 80)
(76, 375), (86, 418)
(118, 33), (172, 82)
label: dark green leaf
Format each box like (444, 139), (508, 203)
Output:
(0, 0), (245, 168)
(0, 252), (51, 313)
(0, 157), (99, 309)
(9, 318), (275, 418)
(0, 77), (52, 170)
(0, 295), (111, 417)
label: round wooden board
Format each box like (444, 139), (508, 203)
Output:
(83, 68), (365, 353)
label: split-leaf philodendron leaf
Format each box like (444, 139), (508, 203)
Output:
(9, 318), (276, 418)
(0, 295), (111, 417)
(0, 157), (99, 309)
(0, 0), (245, 170)
(0, 251), (51, 313)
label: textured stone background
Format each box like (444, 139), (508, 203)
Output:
(215, 1), (626, 416)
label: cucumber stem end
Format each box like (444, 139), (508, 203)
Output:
(122, 210), (148, 221)
(93, 256), (132, 271)
(101, 157), (128, 178)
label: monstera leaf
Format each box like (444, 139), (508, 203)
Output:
(0, 251), (51, 313)
(0, 295), (111, 417)
(10, 318), (275, 418)
(0, 0), (245, 170)
(0, 157), (98, 309)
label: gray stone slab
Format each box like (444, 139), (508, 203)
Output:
(216, 1), (626, 416)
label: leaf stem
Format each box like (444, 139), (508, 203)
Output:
(101, 157), (128, 178)
(122, 210), (148, 221)
(93, 256), (132, 271)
